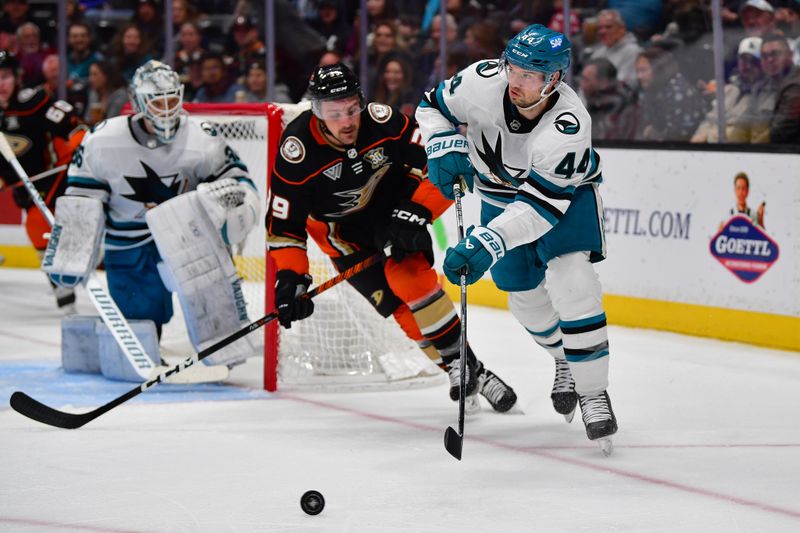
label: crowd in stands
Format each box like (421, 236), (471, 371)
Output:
(0, 0), (798, 143)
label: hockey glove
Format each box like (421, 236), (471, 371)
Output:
(425, 130), (475, 200)
(443, 226), (506, 285)
(386, 201), (433, 263)
(197, 177), (260, 245)
(275, 270), (315, 328)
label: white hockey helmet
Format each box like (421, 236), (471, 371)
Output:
(130, 60), (184, 143)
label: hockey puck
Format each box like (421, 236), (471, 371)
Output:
(300, 490), (325, 515)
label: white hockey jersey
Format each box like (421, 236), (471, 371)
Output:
(66, 114), (252, 250)
(416, 60), (603, 249)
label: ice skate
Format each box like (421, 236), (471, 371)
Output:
(578, 391), (617, 456)
(552, 358), (578, 422)
(446, 357), (481, 414)
(477, 368), (518, 413)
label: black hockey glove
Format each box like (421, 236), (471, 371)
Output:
(386, 201), (434, 264)
(275, 270), (315, 328)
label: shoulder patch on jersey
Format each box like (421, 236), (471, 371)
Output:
(554, 112), (580, 135)
(476, 60), (501, 78)
(368, 103), (392, 123)
(200, 121), (218, 136)
(17, 88), (36, 103)
(280, 136), (305, 163)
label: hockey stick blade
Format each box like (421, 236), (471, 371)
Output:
(444, 426), (463, 460)
(9, 251), (386, 429)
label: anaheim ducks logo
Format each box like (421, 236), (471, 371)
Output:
(280, 136), (305, 163)
(554, 112), (580, 135)
(328, 165), (390, 217)
(3, 133), (32, 156)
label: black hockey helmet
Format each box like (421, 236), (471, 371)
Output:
(0, 50), (20, 74)
(307, 62), (365, 119)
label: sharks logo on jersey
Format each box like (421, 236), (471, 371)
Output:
(122, 161), (184, 213)
(475, 132), (527, 187)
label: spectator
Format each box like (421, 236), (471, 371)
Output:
(345, 0), (400, 59)
(774, 2), (799, 64)
(608, 0), (663, 40)
(634, 46), (706, 141)
(749, 33), (797, 142)
(39, 53), (86, 118)
(174, 21), (207, 101)
(67, 22), (103, 85)
(415, 13), (460, 94)
(724, 0), (776, 78)
(84, 60), (128, 126)
(365, 20), (409, 93)
(692, 37), (765, 143)
(108, 23), (155, 82)
(239, 59), (292, 103)
(132, 0), (164, 56)
(16, 22), (51, 87)
(372, 52), (417, 115)
(766, 35), (800, 143)
(172, 0), (198, 33)
(0, 0), (32, 39)
(308, 0), (351, 54)
(397, 13), (422, 53)
(193, 52), (244, 103)
(589, 9), (643, 89)
(227, 15), (269, 84)
(579, 57), (638, 140)
(463, 20), (504, 64)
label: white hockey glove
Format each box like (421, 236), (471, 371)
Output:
(197, 177), (260, 245)
(41, 195), (104, 287)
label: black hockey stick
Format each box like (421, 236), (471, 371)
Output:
(444, 181), (468, 460)
(10, 250), (386, 429)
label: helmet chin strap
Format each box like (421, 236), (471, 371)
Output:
(515, 75), (561, 112)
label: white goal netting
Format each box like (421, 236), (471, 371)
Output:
(182, 103), (443, 391)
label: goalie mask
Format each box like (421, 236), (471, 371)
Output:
(130, 60), (184, 143)
(499, 24), (571, 102)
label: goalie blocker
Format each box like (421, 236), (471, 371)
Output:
(147, 189), (261, 367)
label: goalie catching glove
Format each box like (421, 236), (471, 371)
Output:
(275, 270), (315, 328)
(386, 201), (433, 264)
(443, 225), (506, 285)
(425, 130), (474, 200)
(196, 177), (259, 245)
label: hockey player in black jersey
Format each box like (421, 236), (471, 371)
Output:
(0, 51), (86, 311)
(267, 63), (517, 412)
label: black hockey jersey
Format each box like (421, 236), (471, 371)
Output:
(268, 103), (447, 274)
(0, 86), (83, 208)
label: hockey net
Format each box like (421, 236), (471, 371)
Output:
(182, 103), (443, 391)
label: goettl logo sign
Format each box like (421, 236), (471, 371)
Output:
(710, 216), (779, 283)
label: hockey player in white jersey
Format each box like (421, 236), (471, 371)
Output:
(416, 25), (618, 452)
(46, 60), (261, 369)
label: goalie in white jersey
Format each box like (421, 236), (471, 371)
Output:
(416, 25), (618, 450)
(49, 60), (261, 368)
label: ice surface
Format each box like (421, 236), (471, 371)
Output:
(1, 268), (799, 532)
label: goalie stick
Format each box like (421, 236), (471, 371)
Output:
(0, 133), (218, 383)
(444, 182), (468, 460)
(1, 164), (68, 190)
(10, 249), (387, 429)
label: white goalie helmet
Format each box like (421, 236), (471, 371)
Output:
(130, 60), (184, 143)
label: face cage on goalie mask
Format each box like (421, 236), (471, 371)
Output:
(136, 87), (185, 143)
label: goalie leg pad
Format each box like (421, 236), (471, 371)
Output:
(61, 315), (102, 374)
(97, 318), (161, 382)
(146, 191), (261, 367)
(41, 195), (104, 287)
